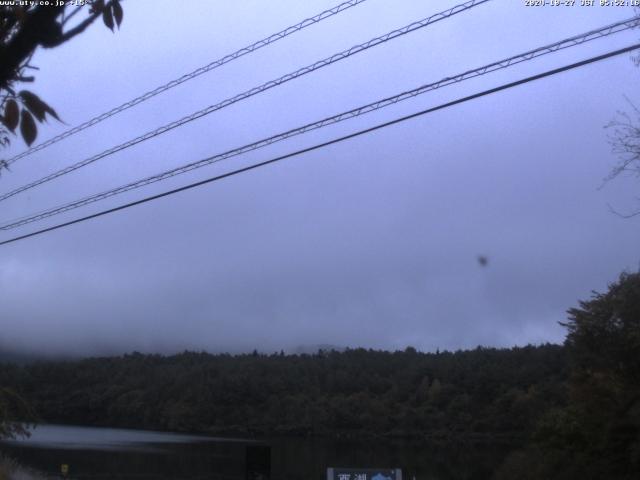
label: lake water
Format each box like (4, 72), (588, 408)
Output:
(0, 425), (509, 479)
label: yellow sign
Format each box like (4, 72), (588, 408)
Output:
(61, 464), (69, 475)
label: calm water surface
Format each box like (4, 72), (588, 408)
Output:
(0, 424), (509, 479)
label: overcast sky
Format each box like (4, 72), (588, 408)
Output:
(0, 0), (639, 356)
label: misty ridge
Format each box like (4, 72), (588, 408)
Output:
(0, 344), (349, 366)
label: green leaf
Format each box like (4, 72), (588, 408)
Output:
(19, 90), (60, 122)
(20, 110), (37, 146)
(89, 0), (105, 15)
(103, 6), (114, 31)
(43, 102), (60, 122)
(19, 91), (46, 122)
(112, 0), (123, 28)
(3, 99), (19, 132)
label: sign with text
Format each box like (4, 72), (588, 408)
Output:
(327, 467), (402, 480)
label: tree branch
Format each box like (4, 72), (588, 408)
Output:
(0, 5), (64, 88)
(0, 3), (113, 87)
(607, 203), (640, 219)
(47, 3), (111, 48)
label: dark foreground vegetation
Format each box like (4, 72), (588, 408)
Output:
(1, 272), (639, 479)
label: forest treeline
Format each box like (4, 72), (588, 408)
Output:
(0, 344), (566, 440)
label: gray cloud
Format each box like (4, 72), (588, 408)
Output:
(1, 0), (639, 356)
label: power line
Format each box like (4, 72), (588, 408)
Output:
(2, 16), (637, 231)
(0, 0), (491, 203)
(3, 0), (371, 167)
(1, 42), (638, 248)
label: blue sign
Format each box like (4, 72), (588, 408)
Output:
(327, 467), (402, 480)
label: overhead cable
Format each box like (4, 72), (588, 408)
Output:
(3, 0), (371, 167)
(0, 0), (491, 202)
(1, 42), (638, 247)
(2, 16), (638, 231)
